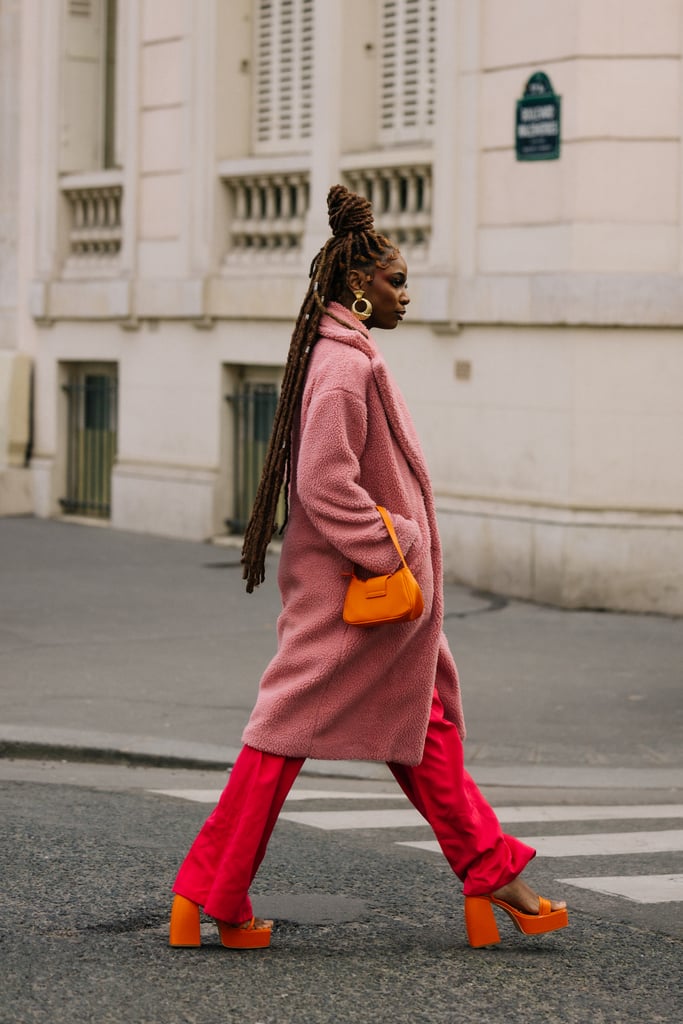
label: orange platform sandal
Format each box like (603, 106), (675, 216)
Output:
(464, 894), (568, 948)
(169, 894), (272, 949)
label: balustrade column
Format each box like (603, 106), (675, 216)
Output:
(222, 170), (310, 263)
(61, 179), (123, 266)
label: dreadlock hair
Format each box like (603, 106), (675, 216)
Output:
(241, 183), (398, 593)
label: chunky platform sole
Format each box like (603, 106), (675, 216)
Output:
(464, 894), (569, 948)
(169, 894), (272, 949)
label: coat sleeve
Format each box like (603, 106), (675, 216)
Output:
(295, 382), (420, 574)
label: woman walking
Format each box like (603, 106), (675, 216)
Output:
(169, 185), (568, 950)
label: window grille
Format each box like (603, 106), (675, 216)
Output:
(60, 369), (118, 519)
(380, 0), (436, 144)
(225, 382), (284, 534)
(254, 0), (314, 152)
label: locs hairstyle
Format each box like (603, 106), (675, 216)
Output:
(241, 184), (398, 593)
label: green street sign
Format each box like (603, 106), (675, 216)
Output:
(516, 71), (561, 161)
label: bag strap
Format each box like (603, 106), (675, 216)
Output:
(375, 506), (409, 570)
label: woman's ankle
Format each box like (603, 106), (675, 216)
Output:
(492, 877), (566, 914)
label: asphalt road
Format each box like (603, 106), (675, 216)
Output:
(1, 516), (682, 775)
(1, 759), (680, 1024)
(1, 517), (681, 1023)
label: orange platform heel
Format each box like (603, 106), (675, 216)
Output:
(464, 894), (569, 948)
(217, 916), (272, 950)
(169, 895), (272, 949)
(169, 894), (201, 947)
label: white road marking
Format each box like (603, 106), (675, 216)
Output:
(558, 874), (683, 904)
(149, 788), (407, 804)
(487, 805), (683, 824)
(280, 809), (422, 829)
(520, 830), (683, 857)
(286, 790), (407, 802)
(149, 789), (223, 803)
(151, 791), (683, 831)
(151, 787), (683, 906)
(399, 830), (683, 858)
(277, 806), (683, 832)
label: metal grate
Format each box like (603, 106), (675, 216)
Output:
(225, 382), (280, 534)
(61, 373), (118, 518)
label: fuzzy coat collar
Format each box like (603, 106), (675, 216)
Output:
(317, 303), (431, 503)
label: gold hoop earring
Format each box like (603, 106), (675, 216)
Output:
(351, 290), (373, 321)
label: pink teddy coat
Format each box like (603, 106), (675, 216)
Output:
(242, 303), (465, 765)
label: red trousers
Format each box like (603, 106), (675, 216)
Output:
(173, 689), (535, 923)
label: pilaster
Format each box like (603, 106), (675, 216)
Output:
(304, 0), (343, 256)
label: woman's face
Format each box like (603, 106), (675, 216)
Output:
(356, 254), (410, 331)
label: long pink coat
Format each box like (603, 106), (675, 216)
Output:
(242, 303), (465, 765)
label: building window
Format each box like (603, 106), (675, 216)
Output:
(225, 372), (284, 534)
(103, 0), (117, 169)
(379, 0), (436, 144)
(254, 0), (314, 153)
(60, 364), (118, 519)
(59, 0), (118, 173)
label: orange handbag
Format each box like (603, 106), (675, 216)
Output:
(342, 506), (424, 627)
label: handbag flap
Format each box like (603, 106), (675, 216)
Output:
(365, 574), (390, 598)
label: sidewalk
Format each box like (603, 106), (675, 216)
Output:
(1, 516), (681, 788)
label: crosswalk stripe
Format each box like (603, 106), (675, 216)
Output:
(481, 805), (683, 824)
(287, 790), (406, 802)
(150, 786), (683, 906)
(148, 788), (408, 804)
(277, 806), (683, 832)
(280, 809), (422, 829)
(151, 790), (683, 831)
(558, 874), (683, 904)
(521, 830), (683, 857)
(399, 830), (683, 858)
(149, 789), (223, 803)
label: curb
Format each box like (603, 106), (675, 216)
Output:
(0, 726), (392, 780)
(2, 727), (682, 790)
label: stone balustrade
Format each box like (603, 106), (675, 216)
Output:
(221, 169), (309, 264)
(59, 171), (123, 275)
(343, 162), (432, 259)
(219, 158), (433, 265)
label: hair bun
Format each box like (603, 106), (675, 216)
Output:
(327, 184), (374, 237)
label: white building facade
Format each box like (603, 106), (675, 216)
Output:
(2, 0), (682, 614)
